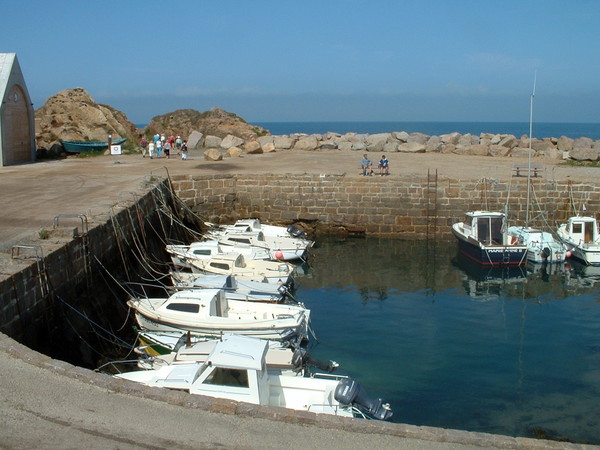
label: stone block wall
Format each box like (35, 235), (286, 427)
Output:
(171, 174), (600, 238)
(0, 182), (174, 346)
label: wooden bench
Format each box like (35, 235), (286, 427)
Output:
(512, 163), (543, 177)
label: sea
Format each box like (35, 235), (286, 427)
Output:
(254, 121), (600, 140)
(295, 236), (600, 444)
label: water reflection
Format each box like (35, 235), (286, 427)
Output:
(295, 236), (600, 444)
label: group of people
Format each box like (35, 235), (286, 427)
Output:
(361, 154), (390, 176)
(139, 133), (188, 160)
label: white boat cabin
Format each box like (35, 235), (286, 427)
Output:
(462, 211), (506, 245)
(564, 216), (600, 245)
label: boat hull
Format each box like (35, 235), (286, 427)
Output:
(452, 226), (527, 266)
(61, 138), (127, 153)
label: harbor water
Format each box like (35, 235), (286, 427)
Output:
(295, 236), (600, 444)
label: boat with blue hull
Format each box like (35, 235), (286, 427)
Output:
(451, 211), (527, 266)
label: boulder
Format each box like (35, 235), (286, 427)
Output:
(351, 142), (366, 151)
(488, 145), (511, 157)
(187, 131), (204, 149)
(511, 147), (535, 158)
(225, 146), (243, 158)
(453, 144), (489, 156)
(262, 142), (276, 153)
(365, 133), (390, 152)
(204, 135), (222, 148)
(319, 140), (338, 150)
(398, 142), (426, 153)
(383, 142), (398, 153)
(293, 136), (319, 151)
(573, 137), (593, 149)
(570, 146), (599, 161)
(221, 134), (244, 149)
(203, 148), (223, 161)
(557, 136), (573, 151)
(273, 136), (294, 149)
(337, 141), (353, 151)
(498, 135), (517, 148)
(243, 141), (261, 153)
(440, 132), (460, 144)
(257, 135), (274, 149)
(392, 131), (409, 142)
(406, 133), (429, 145)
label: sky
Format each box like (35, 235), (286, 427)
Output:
(2, 0), (599, 124)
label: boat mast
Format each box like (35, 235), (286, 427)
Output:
(525, 72), (537, 227)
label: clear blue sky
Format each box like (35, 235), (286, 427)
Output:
(2, 0), (599, 124)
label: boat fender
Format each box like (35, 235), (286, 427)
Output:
(334, 378), (393, 421)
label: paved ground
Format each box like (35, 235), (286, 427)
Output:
(0, 149), (595, 449)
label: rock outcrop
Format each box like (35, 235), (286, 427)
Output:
(145, 107), (268, 147)
(35, 88), (137, 152)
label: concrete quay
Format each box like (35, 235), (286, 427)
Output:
(0, 151), (597, 449)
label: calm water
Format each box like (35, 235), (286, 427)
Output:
(295, 236), (600, 443)
(255, 121), (600, 140)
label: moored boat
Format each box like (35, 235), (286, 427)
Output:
(169, 271), (291, 303)
(166, 240), (270, 270)
(117, 334), (392, 420)
(507, 226), (567, 264)
(128, 289), (310, 341)
(557, 215), (600, 266)
(188, 252), (295, 285)
(61, 138), (127, 153)
(451, 211), (527, 266)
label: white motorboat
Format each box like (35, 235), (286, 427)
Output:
(507, 226), (567, 264)
(188, 252), (295, 285)
(557, 215), (600, 266)
(208, 229), (313, 262)
(169, 271), (291, 303)
(451, 211), (527, 266)
(134, 332), (339, 374)
(210, 219), (310, 240)
(116, 334), (392, 420)
(127, 289), (310, 341)
(166, 240), (270, 269)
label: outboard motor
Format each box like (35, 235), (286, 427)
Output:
(291, 348), (339, 373)
(334, 378), (393, 421)
(287, 224), (309, 240)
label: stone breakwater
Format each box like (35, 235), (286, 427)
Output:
(189, 130), (600, 162)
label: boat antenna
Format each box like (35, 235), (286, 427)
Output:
(525, 71), (537, 227)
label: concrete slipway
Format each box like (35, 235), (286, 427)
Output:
(0, 152), (594, 449)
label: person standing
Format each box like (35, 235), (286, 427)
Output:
(148, 141), (155, 159)
(175, 136), (182, 155)
(163, 140), (172, 159)
(156, 139), (163, 158)
(140, 136), (149, 158)
(180, 141), (188, 160)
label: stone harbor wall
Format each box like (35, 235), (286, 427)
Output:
(171, 174), (600, 238)
(193, 130), (600, 163)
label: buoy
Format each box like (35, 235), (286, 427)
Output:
(566, 250), (572, 258)
(275, 250), (284, 260)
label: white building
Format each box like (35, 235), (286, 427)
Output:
(0, 53), (36, 166)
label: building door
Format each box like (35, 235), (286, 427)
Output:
(2, 84), (32, 165)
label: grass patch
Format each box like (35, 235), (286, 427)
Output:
(559, 160), (600, 168)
